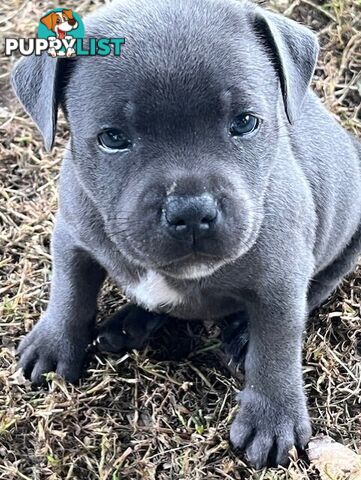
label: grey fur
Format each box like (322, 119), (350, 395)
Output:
(12, 0), (361, 469)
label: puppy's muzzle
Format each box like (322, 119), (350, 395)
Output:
(162, 194), (220, 242)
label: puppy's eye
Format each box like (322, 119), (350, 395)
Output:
(97, 129), (132, 152)
(230, 113), (260, 137)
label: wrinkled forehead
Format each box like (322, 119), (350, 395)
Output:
(66, 0), (276, 130)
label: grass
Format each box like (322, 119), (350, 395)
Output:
(0, 0), (360, 478)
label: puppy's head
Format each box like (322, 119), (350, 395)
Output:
(12, 0), (318, 280)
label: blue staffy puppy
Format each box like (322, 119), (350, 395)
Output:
(12, 0), (361, 469)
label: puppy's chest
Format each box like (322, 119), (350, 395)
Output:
(124, 270), (185, 312)
(124, 270), (242, 319)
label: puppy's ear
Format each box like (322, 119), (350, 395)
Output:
(11, 55), (61, 151)
(63, 9), (74, 20)
(254, 8), (319, 123)
(40, 12), (57, 32)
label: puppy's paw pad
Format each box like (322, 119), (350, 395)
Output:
(97, 304), (167, 354)
(95, 330), (127, 354)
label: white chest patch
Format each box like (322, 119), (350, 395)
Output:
(126, 270), (183, 311)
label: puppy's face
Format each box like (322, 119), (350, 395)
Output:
(64, 2), (284, 279)
(13, 0), (318, 280)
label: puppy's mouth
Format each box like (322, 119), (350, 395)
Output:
(153, 252), (227, 279)
(106, 188), (258, 279)
(58, 22), (77, 35)
(114, 230), (228, 279)
(108, 217), (253, 279)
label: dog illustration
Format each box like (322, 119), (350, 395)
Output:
(40, 9), (78, 57)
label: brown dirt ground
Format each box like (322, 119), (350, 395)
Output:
(0, 0), (360, 479)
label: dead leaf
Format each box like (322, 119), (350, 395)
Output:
(307, 436), (361, 480)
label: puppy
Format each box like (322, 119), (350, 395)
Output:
(12, 0), (361, 469)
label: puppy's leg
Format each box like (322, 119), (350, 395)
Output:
(97, 304), (168, 353)
(230, 284), (311, 468)
(308, 225), (361, 312)
(17, 219), (106, 385)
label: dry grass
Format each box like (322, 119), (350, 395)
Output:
(0, 0), (360, 479)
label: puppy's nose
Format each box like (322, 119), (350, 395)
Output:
(164, 194), (219, 240)
(68, 18), (76, 26)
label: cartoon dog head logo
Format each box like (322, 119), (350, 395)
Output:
(5, 8), (124, 58)
(41, 9), (78, 39)
(38, 8), (84, 57)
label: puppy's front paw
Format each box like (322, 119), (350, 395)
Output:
(230, 388), (311, 469)
(97, 304), (167, 354)
(17, 319), (91, 385)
